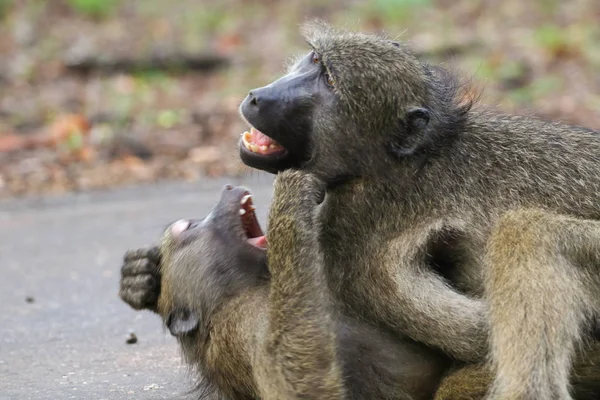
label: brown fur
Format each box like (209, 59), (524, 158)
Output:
(256, 173), (344, 399)
(120, 23), (600, 399)
(119, 185), (600, 399)
(121, 184), (447, 399)
(242, 22), (600, 399)
(435, 364), (493, 400)
(436, 342), (600, 400)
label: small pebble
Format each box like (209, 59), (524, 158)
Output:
(126, 332), (138, 344)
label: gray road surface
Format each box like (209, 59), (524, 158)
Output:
(0, 174), (275, 400)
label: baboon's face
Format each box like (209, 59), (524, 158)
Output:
(239, 25), (429, 183)
(239, 50), (336, 175)
(158, 185), (268, 337)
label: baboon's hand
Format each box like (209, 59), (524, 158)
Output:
(119, 246), (161, 312)
(272, 169), (326, 226)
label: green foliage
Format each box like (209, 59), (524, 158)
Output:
(507, 76), (561, 105)
(374, 0), (431, 11)
(534, 24), (569, 52)
(496, 60), (528, 84)
(65, 130), (84, 151)
(134, 70), (169, 87)
(193, 7), (229, 33)
(66, 0), (120, 19)
(113, 93), (134, 125)
(537, 0), (560, 16)
(0, 0), (13, 20)
(157, 109), (180, 129)
(366, 0), (431, 24)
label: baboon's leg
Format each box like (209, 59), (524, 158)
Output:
(435, 340), (600, 400)
(434, 364), (492, 400)
(485, 209), (600, 400)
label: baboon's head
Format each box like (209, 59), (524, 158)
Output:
(157, 185), (268, 339)
(239, 21), (470, 184)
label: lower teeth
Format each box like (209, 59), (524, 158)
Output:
(242, 130), (283, 153)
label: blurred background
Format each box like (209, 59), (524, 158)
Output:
(1, 2), (600, 397)
(1, 0), (599, 199)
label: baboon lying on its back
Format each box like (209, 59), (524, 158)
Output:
(121, 181), (448, 400)
(120, 175), (600, 400)
(236, 21), (600, 399)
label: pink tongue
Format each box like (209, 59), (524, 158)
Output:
(248, 236), (267, 249)
(251, 129), (275, 146)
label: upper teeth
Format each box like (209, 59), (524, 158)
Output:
(242, 131), (259, 153)
(241, 194), (252, 205)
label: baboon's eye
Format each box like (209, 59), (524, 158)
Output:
(312, 52), (320, 64)
(324, 73), (335, 88)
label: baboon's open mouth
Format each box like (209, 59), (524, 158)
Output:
(238, 191), (267, 249)
(241, 127), (288, 158)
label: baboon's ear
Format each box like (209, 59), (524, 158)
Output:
(389, 107), (432, 158)
(166, 308), (199, 336)
(406, 107), (430, 132)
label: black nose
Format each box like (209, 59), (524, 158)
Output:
(248, 91), (258, 106)
(247, 86), (274, 108)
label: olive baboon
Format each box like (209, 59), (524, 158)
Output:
(237, 21), (600, 399)
(121, 182), (449, 399)
(120, 179), (600, 400)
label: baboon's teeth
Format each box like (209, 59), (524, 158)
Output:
(239, 208), (246, 215)
(241, 194), (252, 205)
(241, 131), (254, 152)
(241, 129), (284, 154)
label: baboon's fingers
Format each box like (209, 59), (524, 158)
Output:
(123, 246), (161, 264)
(121, 274), (159, 291)
(121, 257), (159, 276)
(119, 289), (159, 310)
(119, 275), (160, 310)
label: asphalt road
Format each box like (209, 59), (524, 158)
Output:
(0, 174), (275, 400)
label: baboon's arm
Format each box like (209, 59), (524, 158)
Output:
(389, 256), (489, 363)
(119, 246), (161, 312)
(255, 170), (344, 400)
(352, 230), (489, 363)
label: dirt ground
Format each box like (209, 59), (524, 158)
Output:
(1, 0), (599, 198)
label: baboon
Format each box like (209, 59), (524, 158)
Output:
(237, 21), (600, 399)
(121, 182), (449, 399)
(120, 178), (600, 400)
